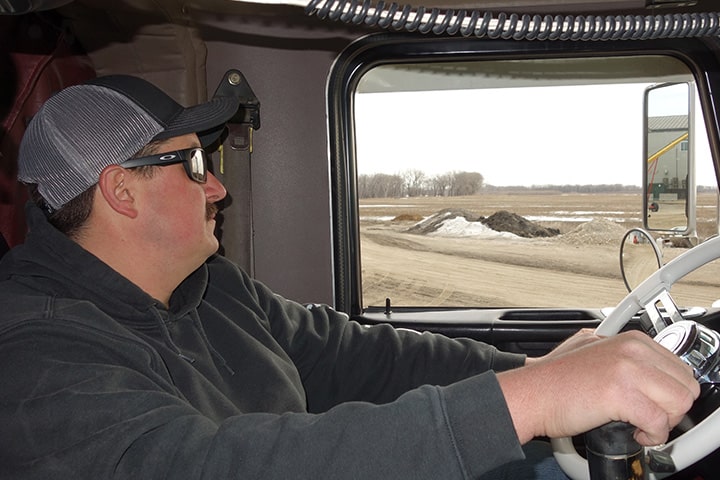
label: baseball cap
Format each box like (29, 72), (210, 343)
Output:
(18, 74), (240, 211)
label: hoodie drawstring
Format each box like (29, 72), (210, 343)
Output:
(151, 306), (197, 364)
(151, 306), (235, 376)
(150, 304), (235, 377)
(190, 310), (236, 376)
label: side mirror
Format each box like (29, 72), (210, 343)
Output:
(620, 228), (663, 292)
(643, 82), (696, 239)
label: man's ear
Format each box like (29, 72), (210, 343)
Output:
(97, 165), (138, 219)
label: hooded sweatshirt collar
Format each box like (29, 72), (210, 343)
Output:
(0, 203), (208, 324)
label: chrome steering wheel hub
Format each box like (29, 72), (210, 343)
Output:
(654, 320), (720, 385)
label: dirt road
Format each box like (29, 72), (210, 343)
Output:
(363, 225), (629, 307)
(359, 192), (720, 309)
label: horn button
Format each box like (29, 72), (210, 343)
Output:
(655, 320), (720, 384)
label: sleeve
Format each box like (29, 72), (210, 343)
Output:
(0, 316), (525, 480)
(243, 274), (526, 411)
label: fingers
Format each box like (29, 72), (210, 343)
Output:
(622, 345), (699, 444)
(503, 330), (700, 444)
(596, 332), (700, 445)
(620, 368), (698, 445)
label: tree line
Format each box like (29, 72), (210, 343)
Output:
(358, 170), (484, 198)
(357, 170), (653, 198)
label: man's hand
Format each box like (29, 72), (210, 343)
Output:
(500, 330), (700, 446)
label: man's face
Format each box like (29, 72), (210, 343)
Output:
(134, 133), (227, 270)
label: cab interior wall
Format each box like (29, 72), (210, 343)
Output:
(3, 4), (360, 305)
(197, 11), (360, 305)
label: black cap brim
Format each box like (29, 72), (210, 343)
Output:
(154, 95), (241, 147)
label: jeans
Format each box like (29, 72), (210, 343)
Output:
(479, 440), (571, 480)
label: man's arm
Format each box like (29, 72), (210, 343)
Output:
(0, 319), (524, 479)
(220, 261), (698, 449)
(212, 258), (526, 409)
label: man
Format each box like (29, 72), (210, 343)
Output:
(0, 75), (698, 479)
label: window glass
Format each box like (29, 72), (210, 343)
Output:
(354, 56), (719, 309)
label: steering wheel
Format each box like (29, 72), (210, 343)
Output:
(551, 234), (720, 480)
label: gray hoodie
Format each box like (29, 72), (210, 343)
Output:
(0, 204), (526, 479)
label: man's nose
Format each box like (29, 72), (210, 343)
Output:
(205, 172), (227, 203)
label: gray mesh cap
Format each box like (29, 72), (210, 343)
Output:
(18, 74), (240, 211)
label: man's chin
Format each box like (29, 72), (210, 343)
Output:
(207, 236), (220, 256)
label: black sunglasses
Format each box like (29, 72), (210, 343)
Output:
(120, 147), (208, 183)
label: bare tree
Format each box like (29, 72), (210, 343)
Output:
(358, 173), (404, 198)
(359, 170), (484, 198)
(453, 171), (484, 196)
(402, 169), (426, 197)
(428, 173), (452, 196)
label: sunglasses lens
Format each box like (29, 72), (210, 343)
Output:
(188, 148), (207, 183)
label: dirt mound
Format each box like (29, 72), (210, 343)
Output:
(561, 217), (627, 245)
(482, 210), (560, 238)
(392, 213), (424, 222)
(406, 209), (477, 234)
(406, 208), (560, 238)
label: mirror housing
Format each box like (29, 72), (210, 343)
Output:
(643, 82), (697, 244)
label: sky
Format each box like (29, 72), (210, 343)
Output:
(354, 83), (715, 187)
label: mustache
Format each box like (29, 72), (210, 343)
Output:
(206, 202), (219, 220)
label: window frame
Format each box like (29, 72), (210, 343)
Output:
(327, 33), (720, 319)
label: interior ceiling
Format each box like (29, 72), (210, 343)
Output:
(223, 0), (707, 15)
(356, 56), (695, 93)
(1, 0), (713, 16)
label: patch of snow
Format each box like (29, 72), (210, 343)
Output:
(428, 217), (521, 239)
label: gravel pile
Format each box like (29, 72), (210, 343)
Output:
(560, 217), (627, 245)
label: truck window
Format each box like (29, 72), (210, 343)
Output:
(352, 54), (719, 310)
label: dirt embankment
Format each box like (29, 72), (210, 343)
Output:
(408, 209), (561, 238)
